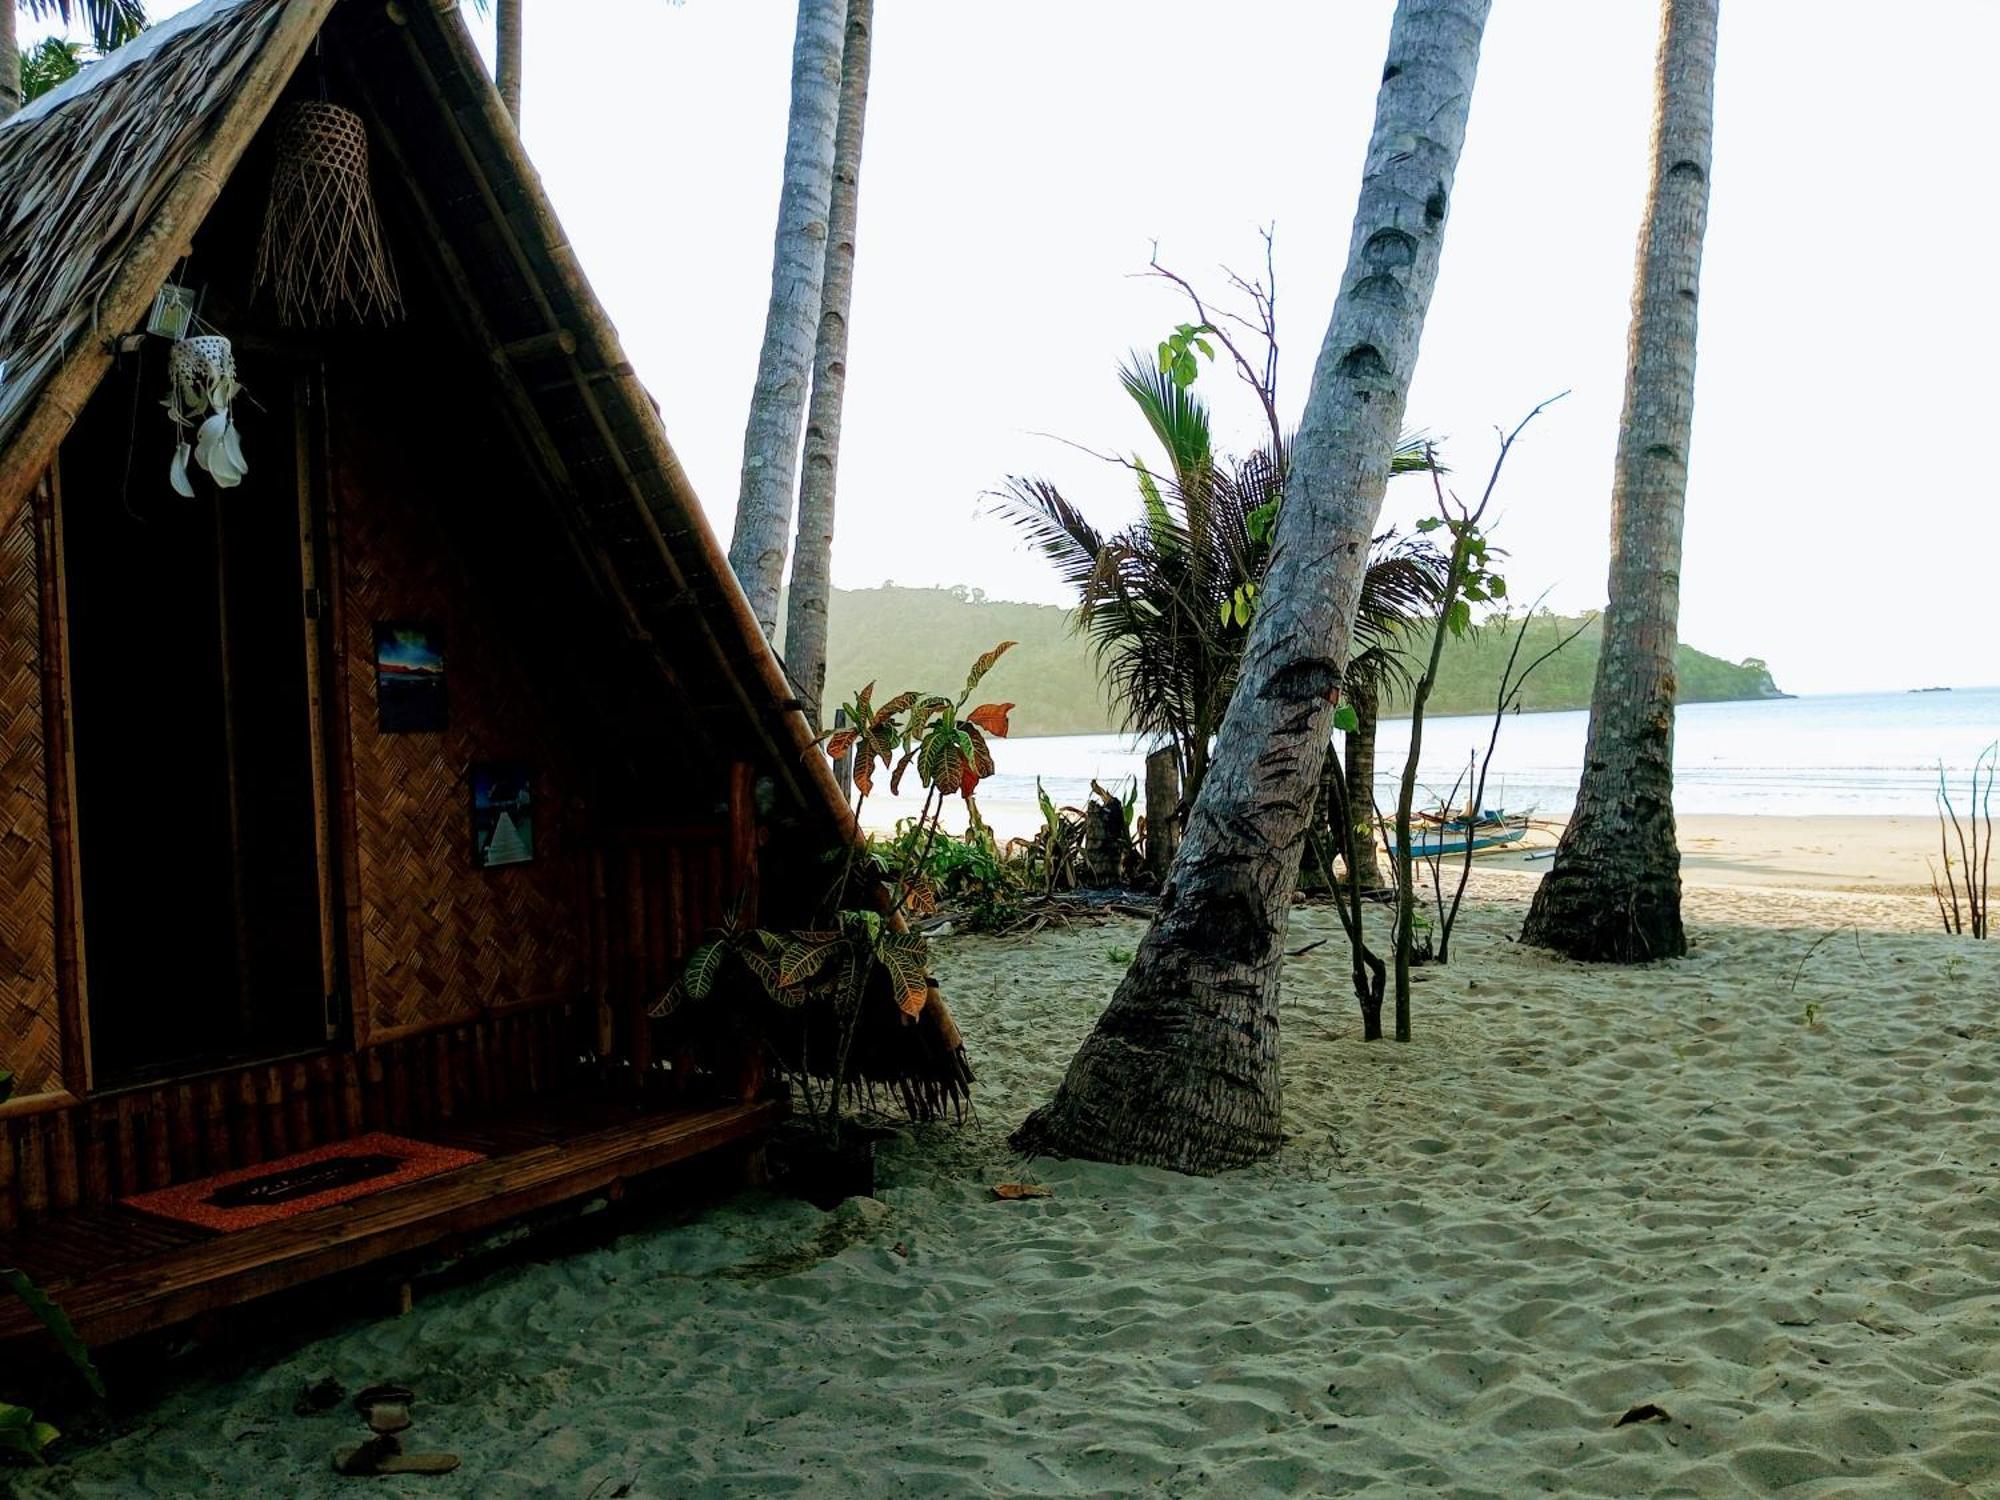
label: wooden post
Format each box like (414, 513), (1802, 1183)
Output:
(726, 761), (759, 924)
(36, 468), (91, 1094)
(1144, 746), (1181, 885)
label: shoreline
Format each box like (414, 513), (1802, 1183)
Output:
(860, 795), (1955, 903)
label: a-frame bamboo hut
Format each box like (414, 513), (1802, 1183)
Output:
(0, 0), (967, 1357)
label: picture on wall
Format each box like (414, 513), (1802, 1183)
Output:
(471, 762), (535, 869)
(373, 621), (446, 733)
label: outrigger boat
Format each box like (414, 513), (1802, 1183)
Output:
(1396, 808), (1533, 860)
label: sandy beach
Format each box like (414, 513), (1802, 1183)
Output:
(19, 849), (2000, 1497)
(1481, 815), (1952, 897)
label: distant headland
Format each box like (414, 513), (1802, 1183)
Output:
(825, 586), (1788, 738)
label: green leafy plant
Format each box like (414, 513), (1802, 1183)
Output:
(0, 1072), (103, 1464)
(666, 646), (1016, 1141)
(1157, 321), (1215, 389)
(871, 821), (1021, 932)
(1004, 777), (1086, 898)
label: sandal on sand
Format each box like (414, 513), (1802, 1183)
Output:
(334, 1434), (461, 1477)
(352, 1382), (414, 1434)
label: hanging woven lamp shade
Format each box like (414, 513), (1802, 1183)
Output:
(253, 100), (403, 326)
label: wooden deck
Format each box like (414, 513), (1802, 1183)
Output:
(0, 1092), (782, 1354)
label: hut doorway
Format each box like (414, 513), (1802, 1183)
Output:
(58, 352), (332, 1086)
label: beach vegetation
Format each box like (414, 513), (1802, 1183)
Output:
(1012, 777), (1087, 897)
(1929, 742), (1995, 939)
(869, 819), (1019, 933)
(1362, 402), (1559, 1040)
(666, 646), (1015, 1159)
(994, 236), (1437, 841)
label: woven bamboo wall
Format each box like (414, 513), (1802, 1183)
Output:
(332, 406), (585, 1045)
(0, 501), (60, 1100)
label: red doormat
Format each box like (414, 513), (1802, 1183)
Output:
(124, 1133), (485, 1233)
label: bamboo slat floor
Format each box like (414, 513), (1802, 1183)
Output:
(0, 1092), (781, 1354)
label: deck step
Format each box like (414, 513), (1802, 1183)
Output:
(0, 1098), (781, 1350)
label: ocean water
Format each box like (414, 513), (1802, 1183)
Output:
(856, 688), (2000, 841)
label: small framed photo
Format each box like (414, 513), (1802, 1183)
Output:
(374, 621), (447, 733)
(471, 762), (535, 869)
(147, 282), (200, 341)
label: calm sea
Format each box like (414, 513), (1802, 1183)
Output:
(857, 688), (2000, 840)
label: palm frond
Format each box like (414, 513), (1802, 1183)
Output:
(18, 37), (85, 101)
(23, 0), (146, 53)
(991, 355), (1445, 795)
(1118, 351), (1211, 488)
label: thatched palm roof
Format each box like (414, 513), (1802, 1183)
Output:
(0, 0), (971, 1110)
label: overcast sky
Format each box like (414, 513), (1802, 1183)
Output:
(56, 2), (2000, 694)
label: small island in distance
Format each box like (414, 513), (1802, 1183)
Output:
(825, 585), (1789, 738)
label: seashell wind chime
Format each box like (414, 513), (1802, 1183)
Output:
(252, 99), (403, 327)
(165, 333), (246, 496)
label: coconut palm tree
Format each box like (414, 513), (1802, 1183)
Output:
(1520, 0), (1718, 962)
(1013, 0), (1493, 1174)
(493, 0), (521, 122)
(728, 0), (846, 641)
(783, 0), (872, 725)
(995, 354), (1439, 817)
(0, 0), (144, 119)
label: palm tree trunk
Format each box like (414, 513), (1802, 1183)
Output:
(783, 0), (872, 723)
(495, 0), (523, 124)
(1520, 0), (1716, 963)
(1, 4), (22, 122)
(729, 0), (846, 642)
(1344, 675), (1385, 888)
(1012, 0), (1491, 1174)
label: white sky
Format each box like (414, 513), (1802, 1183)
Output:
(49, 2), (2000, 694)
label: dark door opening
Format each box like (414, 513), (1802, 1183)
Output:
(60, 349), (328, 1085)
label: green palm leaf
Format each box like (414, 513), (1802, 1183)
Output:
(22, 0), (146, 52)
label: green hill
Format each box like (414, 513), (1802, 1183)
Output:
(823, 586), (1782, 737)
(1379, 611), (1785, 718)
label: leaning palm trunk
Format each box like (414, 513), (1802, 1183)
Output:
(494, 0), (522, 123)
(1520, 0), (1717, 962)
(1013, 0), (1491, 1174)
(784, 0), (873, 723)
(728, 0), (846, 640)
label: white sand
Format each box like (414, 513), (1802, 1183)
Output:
(22, 874), (2000, 1497)
(1490, 815), (1957, 897)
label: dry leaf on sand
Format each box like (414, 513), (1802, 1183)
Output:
(991, 1182), (1054, 1201)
